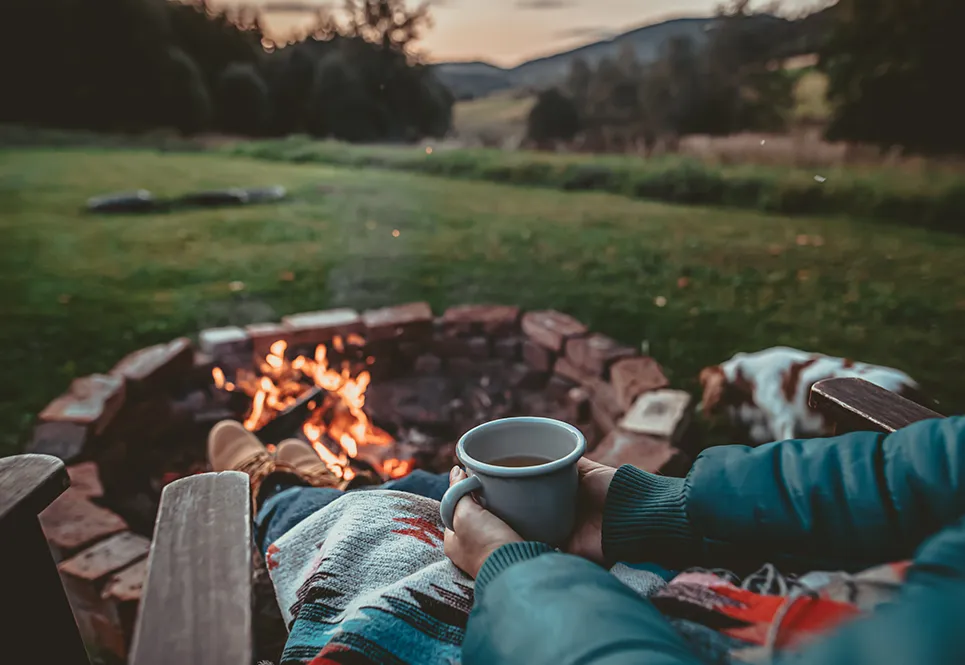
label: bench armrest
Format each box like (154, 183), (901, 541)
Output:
(0, 455), (90, 664)
(0, 453), (70, 525)
(130, 471), (252, 665)
(809, 377), (944, 434)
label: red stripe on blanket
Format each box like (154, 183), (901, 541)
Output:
(391, 516), (444, 547)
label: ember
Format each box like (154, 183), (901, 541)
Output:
(213, 336), (406, 481)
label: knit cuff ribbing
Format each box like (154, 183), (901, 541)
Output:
(475, 541), (555, 598)
(602, 465), (694, 565)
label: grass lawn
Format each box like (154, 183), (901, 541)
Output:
(2, 147), (965, 457)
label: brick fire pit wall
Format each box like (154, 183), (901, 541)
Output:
(29, 303), (696, 662)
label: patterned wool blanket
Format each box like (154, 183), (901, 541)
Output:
(266, 489), (906, 665)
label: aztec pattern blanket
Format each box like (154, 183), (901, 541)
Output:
(266, 489), (908, 665)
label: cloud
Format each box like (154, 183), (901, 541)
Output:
(258, 1), (328, 13)
(553, 26), (616, 40)
(516, 0), (574, 9)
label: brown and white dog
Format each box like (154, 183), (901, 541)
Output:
(699, 346), (922, 445)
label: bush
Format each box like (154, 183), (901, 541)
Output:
(215, 63), (272, 136)
(527, 89), (581, 143)
(305, 54), (385, 142)
(161, 48), (212, 135)
(560, 165), (619, 192)
(221, 140), (965, 234)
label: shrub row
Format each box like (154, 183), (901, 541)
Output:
(227, 138), (965, 233)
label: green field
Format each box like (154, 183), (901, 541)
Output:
(2, 147), (965, 456)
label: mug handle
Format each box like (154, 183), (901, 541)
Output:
(440, 474), (483, 531)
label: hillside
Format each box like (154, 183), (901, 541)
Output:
(434, 9), (835, 100)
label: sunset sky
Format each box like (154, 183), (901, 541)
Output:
(224, 0), (822, 67)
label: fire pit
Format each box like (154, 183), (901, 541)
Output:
(30, 302), (696, 661)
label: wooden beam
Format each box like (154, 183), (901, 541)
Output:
(809, 378), (944, 434)
(130, 472), (251, 665)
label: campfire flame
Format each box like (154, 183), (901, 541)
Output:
(213, 336), (407, 481)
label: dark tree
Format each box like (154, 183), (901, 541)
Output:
(160, 48), (213, 135)
(821, 0), (965, 154)
(215, 63), (273, 135)
(527, 89), (581, 143)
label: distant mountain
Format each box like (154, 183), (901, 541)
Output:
(435, 10), (834, 100)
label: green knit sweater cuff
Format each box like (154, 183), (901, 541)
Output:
(602, 465), (695, 565)
(475, 541), (555, 598)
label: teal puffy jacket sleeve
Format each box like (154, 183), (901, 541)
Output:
(604, 417), (965, 571)
(464, 417), (965, 665)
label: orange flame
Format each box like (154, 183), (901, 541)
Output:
(213, 334), (403, 480)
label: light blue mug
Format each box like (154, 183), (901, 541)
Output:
(440, 417), (586, 546)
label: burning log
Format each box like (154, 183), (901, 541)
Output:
(253, 386), (324, 445)
(212, 337), (401, 482)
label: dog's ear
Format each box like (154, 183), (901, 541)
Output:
(699, 365), (726, 415)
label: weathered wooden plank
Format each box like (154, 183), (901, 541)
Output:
(0, 454), (90, 664)
(0, 453), (70, 524)
(809, 377), (944, 434)
(129, 471), (251, 665)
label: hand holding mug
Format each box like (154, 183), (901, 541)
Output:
(564, 458), (617, 565)
(440, 417), (586, 546)
(443, 466), (522, 578)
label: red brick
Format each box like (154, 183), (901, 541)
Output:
(59, 532), (150, 582)
(522, 339), (555, 372)
(507, 363), (548, 390)
(39, 374), (126, 437)
(467, 337), (490, 360)
(245, 322), (292, 357)
(40, 489), (127, 561)
(198, 326), (250, 356)
(89, 611), (127, 660)
(546, 374), (577, 401)
(67, 462), (103, 499)
(619, 390), (692, 442)
(101, 559), (149, 658)
(588, 429), (684, 474)
(567, 387), (591, 422)
(414, 354), (443, 374)
(610, 357), (670, 411)
(282, 308), (364, 347)
(493, 336), (521, 361)
(521, 310), (587, 351)
(110, 337), (193, 392)
(26, 421), (88, 462)
(585, 378), (623, 436)
(362, 302), (433, 342)
(553, 356), (596, 385)
(566, 334), (636, 378)
(102, 559), (148, 604)
(433, 333), (473, 357)
(441, 304), (520, 335)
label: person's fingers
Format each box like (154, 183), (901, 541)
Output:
(451, 486), (486, 532)
(449, 465), (468, 486)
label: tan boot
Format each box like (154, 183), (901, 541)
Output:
(276, 439), (381, 489)
(208, 420), (297, 507)
(208, 420), (268, 472)
(275, 439), (328, 474)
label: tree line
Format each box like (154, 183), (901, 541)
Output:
(1, 0), (454, 142)
(528, 0), (965, 156)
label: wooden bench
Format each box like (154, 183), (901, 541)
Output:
(0, 458), (251, 665)
(0, 377), (947, 663)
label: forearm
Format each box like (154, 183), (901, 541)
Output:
(465, 548), (702, 665)
(776, 516), (965, 664)
(603, 417), (965, 571)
